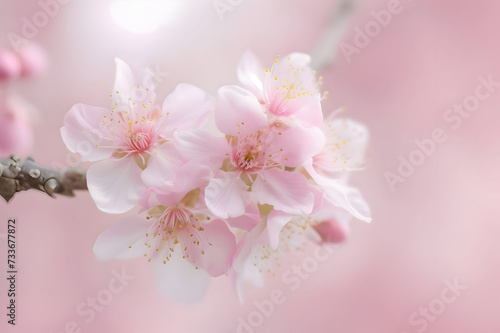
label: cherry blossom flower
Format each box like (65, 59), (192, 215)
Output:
(60, 51), (373, 303)
(175, 85), (325, 220)
(237, 51), (325, 127)
(302, 115), (372, 223)
(61, 58), (213, 213)
(93, 163), (236, 303)
(229, 194), (356, 300)
(230, 216), (322, 302)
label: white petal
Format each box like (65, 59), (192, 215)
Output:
(303, 159), (371, 222)
(112, 58), (156, 108)
(252, 168), (314, 215)
(266, 210), (292, 250)
(323, 181), (372, 223)
(174, 130), (229, 169)
(237, 51), (265, 101)
(161, 84), (214, 133)
(152, 248), (210, 304)
(93, 215), (149, 260)
(141, 142), (182, 187)
(87, 158), (147, 214)
(315, 117), (369, 173)
(205, 171), (249, 219)
(60, 104), (115, 162)
(216, 85), (268, 136)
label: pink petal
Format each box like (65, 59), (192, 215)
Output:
(93, 215), (149, 260)
(138, 187), (185, 210)
(271, 121), (325, 167)
(231, 220), (268, 273)
(113, 58), (135, 97)
(87, 158), (147, 214)
(303, 160), (371, 223)
(174, 130), (229, 169)
(60, 104), (115, 162)
(230, 222), (268, 301)
(215, 85), (268, 136)
(237, 51), (265, 102)
(0, 49), (21, 80)
(322, 181), (372, 223)
(161, 84), (214, 133)
(179, 219), (236, 277)
(303, 158), (343, 186)
(292, 97), (323, 126)
(152, 249), (210, 304)
(226, 204), (261, 231)
(314, 117), (369, 174)
(141, 141), (182, 187)
(266, 210), (292, 250)
(169, 160), (212, 194)
(112, 58), (156, 109)
(252, 168), (314, 215)
(205, 171), (249, 218)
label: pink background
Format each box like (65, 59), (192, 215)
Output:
(1, 0), (499, 332)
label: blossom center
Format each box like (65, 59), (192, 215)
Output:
(124, 127), (154, 153)
(231, 133), (269, 172)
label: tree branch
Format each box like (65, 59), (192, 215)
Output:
(0, 155), (87, 203)
(311, 0), (358, 72)
(0, 2), (357, 203)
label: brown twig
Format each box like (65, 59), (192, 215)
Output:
(0, 155), (87, 203)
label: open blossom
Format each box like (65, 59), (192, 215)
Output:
(93, 163), (237, 303)
(61, 51), (373, 303)
(229, 192), (357, 299)
(228, 113), (372, 298)
(175, 85), (325, 219)
(302, 114), (372, 223)
(61, 58), (213, 213)
(230, 215), (322, 302)
(237, 51), (324, 127)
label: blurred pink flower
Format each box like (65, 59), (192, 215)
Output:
(0, 50), (21, 81)
(93, 167), (237, 303)
(61, 58), (213, 213)
(237, 51), (324, 126)
(230, 217), (321, 301)
(0, 93), (33, 157)
(17, 43), (47, 78)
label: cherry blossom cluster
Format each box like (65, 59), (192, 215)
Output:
(61, 52), (371, 303)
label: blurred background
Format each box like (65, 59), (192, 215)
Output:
(1, 0), (499, 332)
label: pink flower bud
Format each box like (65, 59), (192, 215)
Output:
(0, 50), (22, 81)
(18, 43), (47, 78)
(313, 219), (350, 243)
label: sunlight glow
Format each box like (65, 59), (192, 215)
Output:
(109, 0), (180, 34)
